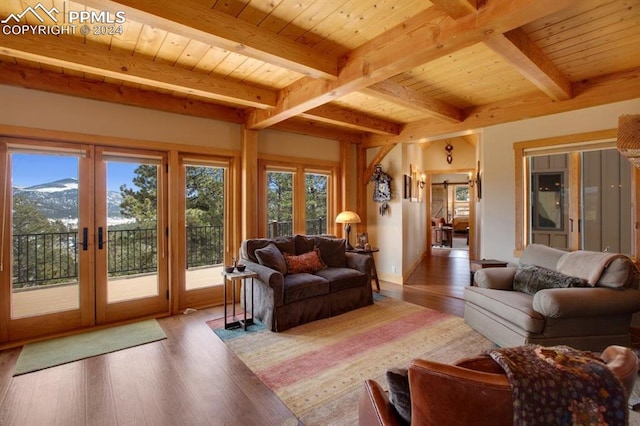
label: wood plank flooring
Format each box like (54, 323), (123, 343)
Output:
(0, 252), (468, 426)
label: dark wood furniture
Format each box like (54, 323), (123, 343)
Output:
(348, 247), (380, 292)
(469, 259), (508, 285)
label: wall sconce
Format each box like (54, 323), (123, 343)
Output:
(445, 142), (453, 164)
(468, 172), (477, 187)
(418, 173), (426, 188)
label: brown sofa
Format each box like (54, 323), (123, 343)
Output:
(239, 234), (373, 331)
(465, 244), (640, 351)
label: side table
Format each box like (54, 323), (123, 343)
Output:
(469, 259), (508, 285)
(221, 269), (257, 330)
(347, 247), (380, 292)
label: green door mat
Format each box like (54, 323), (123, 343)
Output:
(13, 319), (166, 376)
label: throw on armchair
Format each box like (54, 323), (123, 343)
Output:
(465, 244), (640, 351)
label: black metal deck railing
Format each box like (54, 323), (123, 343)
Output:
(13, 220), (326, 288)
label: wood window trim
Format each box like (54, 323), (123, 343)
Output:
(513, 128), (640, 258)
(258, 158), (340, 237)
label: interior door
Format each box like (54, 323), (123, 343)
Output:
(94, 147), (169, 324)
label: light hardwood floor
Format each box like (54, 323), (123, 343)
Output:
(0, 251), (469, 426)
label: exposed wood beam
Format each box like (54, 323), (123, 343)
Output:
(484, 28), (572, 101)
(271, 119), (363, 145)
(429, 0), (483, 19)
(300, 105), (401, 135)
(0, 34), (275, 109)
(364, 68), (640, 147)
(82, 0), (337, 79)
(362, 144), (397, 185)
(0, 63), (245, 123)
(246, 0), (576, 130)
(362, 81), (464, 123)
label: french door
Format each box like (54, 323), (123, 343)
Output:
(0, 141), (168, 343)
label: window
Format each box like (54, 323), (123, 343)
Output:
(259, 160), (337, 238)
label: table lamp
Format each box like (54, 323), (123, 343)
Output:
(335, 210), (361, 250)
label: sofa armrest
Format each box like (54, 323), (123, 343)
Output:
(474, 267), (517, 290)
(533, 287), (640, 318)
(346, 252), (373, 275)
(358, 379), (401, 426)
(242, 260), (285, 307)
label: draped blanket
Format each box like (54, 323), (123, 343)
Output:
(490, 345), (627, 426)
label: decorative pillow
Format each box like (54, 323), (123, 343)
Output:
(313, 236), (347, 267)
(283, 248), (327, 274)
(386, 367), (411, 425)
(254, 243), (287, 275)
(513, 263), (587, 295)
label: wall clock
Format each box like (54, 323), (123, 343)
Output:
(370, 164), (392, 215)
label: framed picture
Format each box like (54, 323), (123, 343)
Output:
(356, 232), (368, 248)
(403, 174), (412, 199)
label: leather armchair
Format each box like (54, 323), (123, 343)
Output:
(358, 346), (638, 426)
(359, 355), (513, 426)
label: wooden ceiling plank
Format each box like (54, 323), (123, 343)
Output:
(300, 104), (401, 135)
(246, 0), (577, 129)
(81, 0), (338, 79)
(484, 28), (572, 100)
(0, 33), (276, 109)
(364, 67), (640, 147)
(0, 62), (245, 123)
(362, 80), (464, 123)
(430, 0), (481, 19)
(271, 119), (363, 144)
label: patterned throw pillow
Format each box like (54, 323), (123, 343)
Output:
(283, 248), (327, 274)
(513, 263), (587, 295)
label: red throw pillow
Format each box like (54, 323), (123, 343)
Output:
(284, 248), (327, 274)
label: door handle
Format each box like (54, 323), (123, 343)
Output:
(569, 218), (573, 232)
(81, 227), (88, 251)
(98, 227), (105, 250)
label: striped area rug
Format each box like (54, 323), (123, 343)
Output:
(209, 295), (494, 425)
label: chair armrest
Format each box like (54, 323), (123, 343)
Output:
(242, 260), (285, 307)
(533, 287), (640, 318)
(346, 252), (373, 275)
(474, 267), (517, 290)
(358, 380), (401, 426)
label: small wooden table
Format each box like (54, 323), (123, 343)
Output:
(469, 259), (509, 285)
(221, 270), (257, 330)
(347, 247), (380, 292)
(434, 226), (453, 248)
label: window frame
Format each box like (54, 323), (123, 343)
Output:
(513, 129), (640, 258)
(258, 158), (339, 238)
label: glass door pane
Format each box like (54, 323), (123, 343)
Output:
(305, 173), (328, 235)
(11, 152), (81, 319)
(184, 164), (226, 291)
(266, 171), (294, 237)
(582, 149), (632, 254)
(105, 161), (160, 303)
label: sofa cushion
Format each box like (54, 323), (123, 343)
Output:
(284, 249), (327, 274)
(314, 236), (347, 267)
(598, 257), (637, 289)
(242, 236), (295, 263)
(464, 287), (546, 334)
(513, 264), (587, 295)
(519, 243), (566, 271)
(295, 234), (316, 255)
(315, 267), (366, 292)
(283, 273), (330, 303)
(255, 243), (288, 275)
(386, 367), (411, 425)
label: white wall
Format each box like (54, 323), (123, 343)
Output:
(0, 85), (339, 159)
(480, 98), (640, 264)
(424, 138), (476, 170)
(366, 145), (404, 283)
(401, 143), (427, 278)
